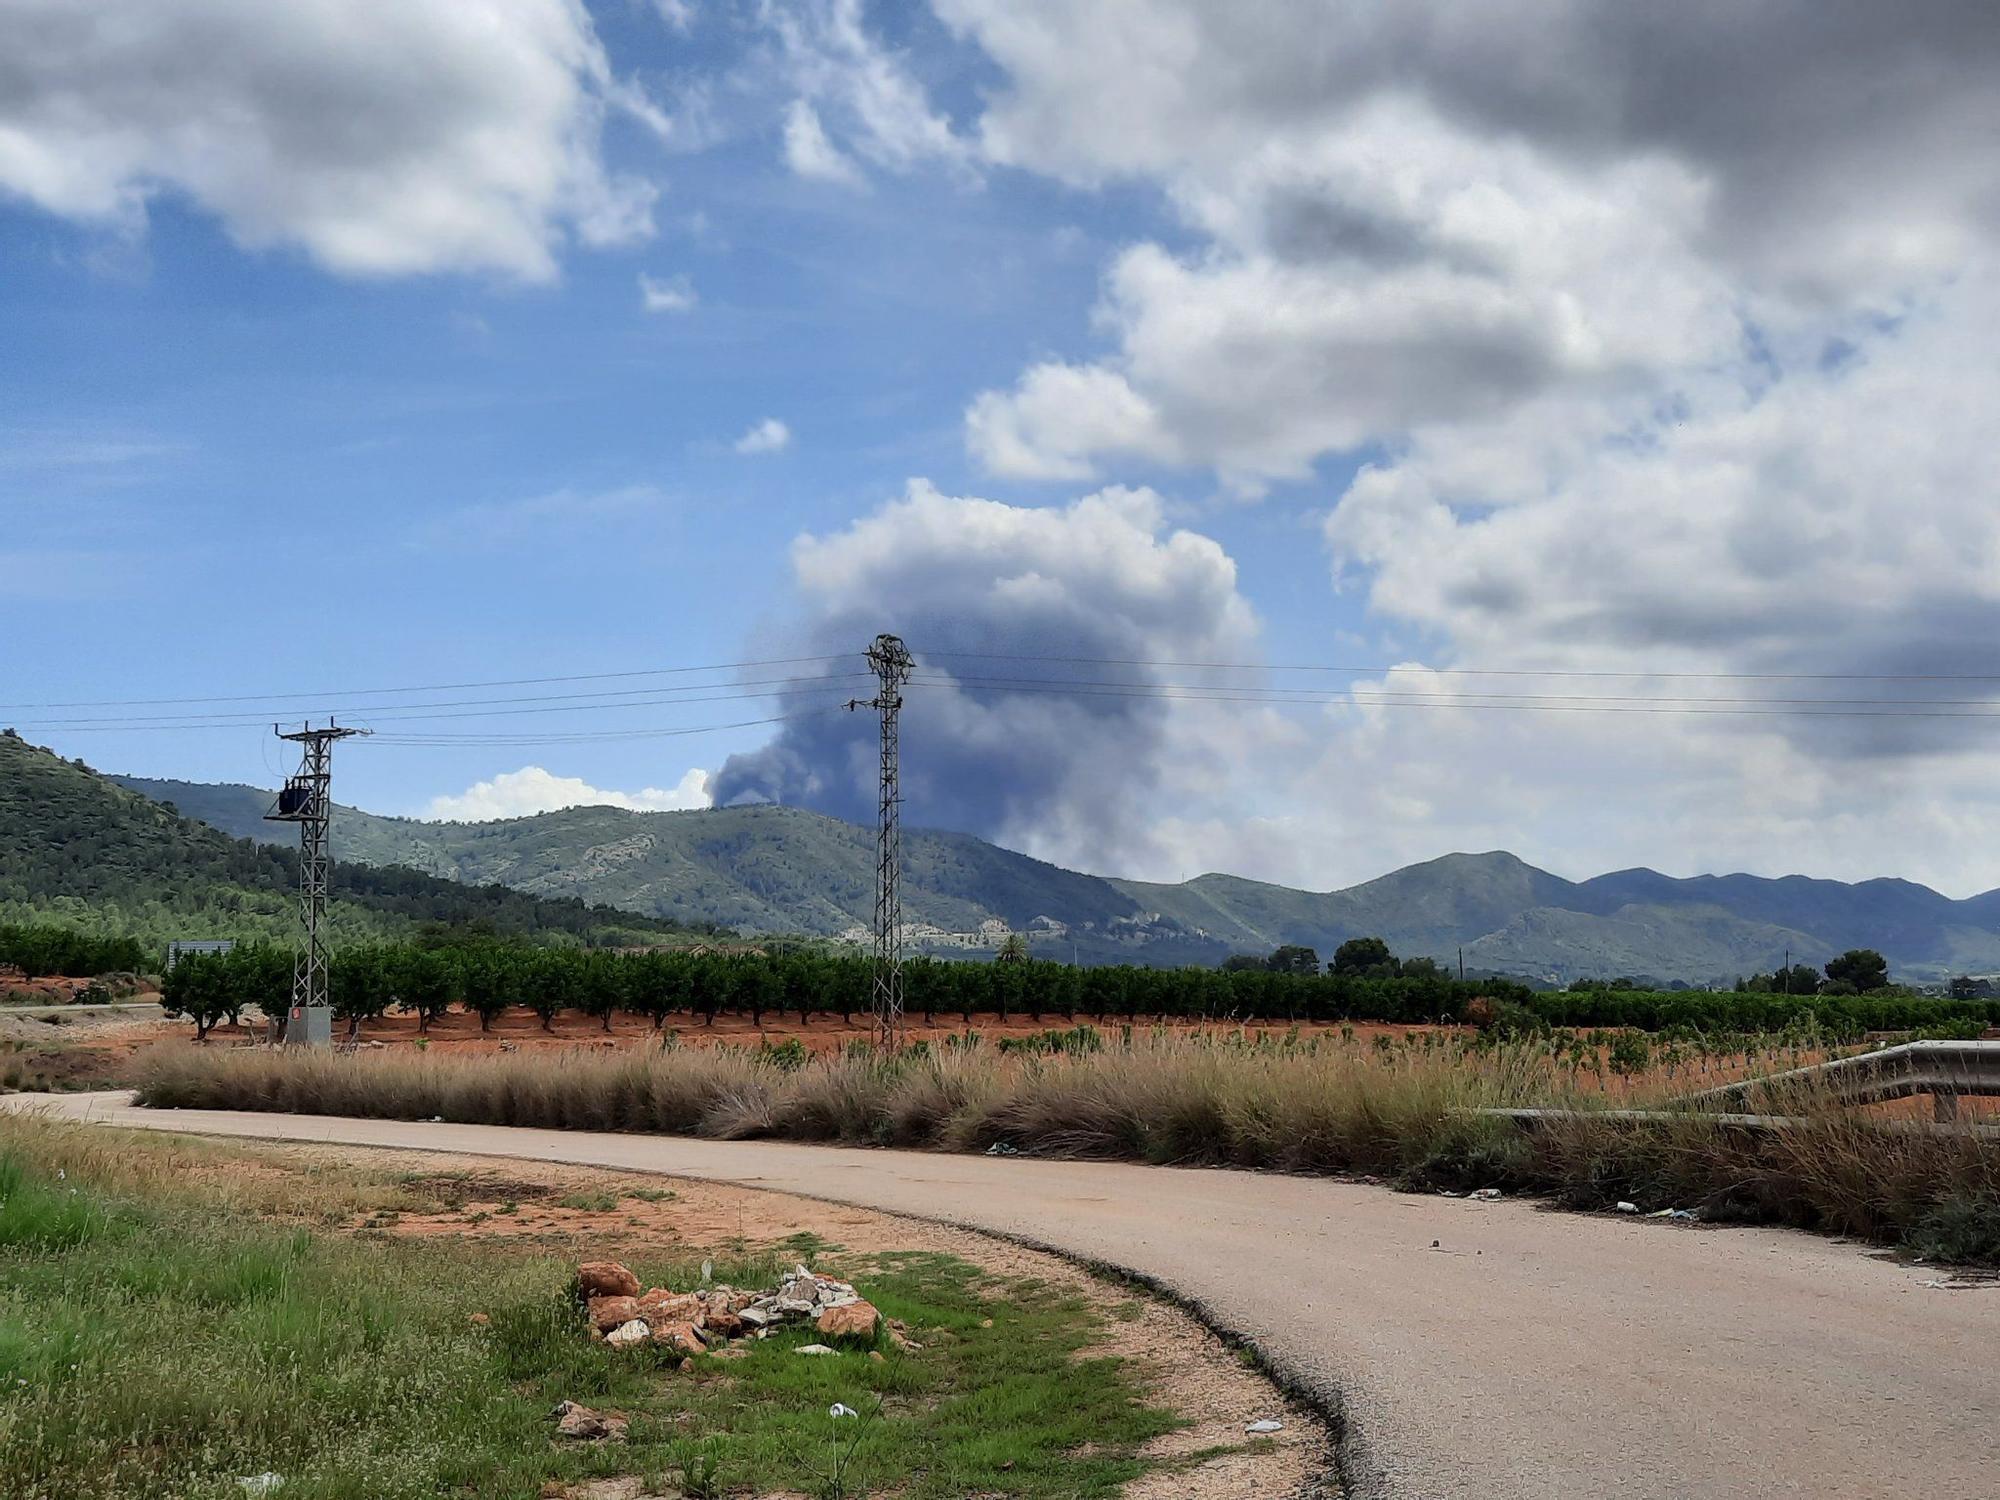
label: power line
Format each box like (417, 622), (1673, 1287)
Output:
(0, 654), (849, 711)
(912, 684), (2000, 724)
(19, 644), (2000, 718)
(924, 650), (2000, 684)
(13, 680), (871, 734)
(23, 648), (2000, 742)
(366, 705), (848, 747)
(910, 671), (2000, 709)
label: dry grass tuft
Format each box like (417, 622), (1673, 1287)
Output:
(133, 1032), (2000, 1261)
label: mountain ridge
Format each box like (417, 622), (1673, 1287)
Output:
(106, 769), (2000, 982)
(0, 737), (700, 951)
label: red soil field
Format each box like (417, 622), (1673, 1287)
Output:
(196, 1004), (1444, 1055)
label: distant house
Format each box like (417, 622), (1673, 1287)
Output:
(164, 939), (235, 972)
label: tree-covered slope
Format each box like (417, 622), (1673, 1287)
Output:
(1112, 851), (1585, 959)
(107, 764), (2000, 981)
(110, 774), (459, 875)
(3, 734), (698, 953)
(111, 775), (1162, 952)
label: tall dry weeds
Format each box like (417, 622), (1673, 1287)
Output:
(130, 1032), (2000, 1261)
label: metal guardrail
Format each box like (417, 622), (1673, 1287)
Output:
(1685, 1039), (2000, 1122)
(1467, 1041), (2000, 1135)
(1476, 1104), (2000, 1141)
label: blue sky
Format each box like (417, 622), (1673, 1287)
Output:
(0, 2), (1356, 822)
(5, 2), (1999, 894)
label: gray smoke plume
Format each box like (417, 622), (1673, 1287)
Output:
(711, 482), (1257, 862)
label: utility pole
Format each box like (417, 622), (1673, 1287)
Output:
(266, 722), (368, 1043)
(847, 635), (914, 1052)
(1783, 947), (1790, 995)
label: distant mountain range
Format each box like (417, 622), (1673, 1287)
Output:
(112, 771), (2000, 984)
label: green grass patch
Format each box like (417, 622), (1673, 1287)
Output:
(553, 1191), (619, 1213)
(0, 1131), (1180, 1499)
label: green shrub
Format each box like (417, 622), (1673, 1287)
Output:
(1902, 1194), (2000, 1265)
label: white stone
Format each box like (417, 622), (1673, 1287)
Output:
(605, 1319), (651, 1350)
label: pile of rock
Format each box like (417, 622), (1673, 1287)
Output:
(576, 1259), (880, 1358)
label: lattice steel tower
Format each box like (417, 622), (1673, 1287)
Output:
(265, 723), (368, 1033)
(848, 635), (915, 1050)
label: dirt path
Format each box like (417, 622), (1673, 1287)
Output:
(9, 1091), (1998, 1500)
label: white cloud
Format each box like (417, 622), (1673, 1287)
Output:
(733, 417), (792, 454)
(0, 0), (671, 281)
(425, 765), (711, 822)
(910, 1), (2000, 892)
(638, 271), (697, 312)
(650, 0), (696, 31)
(1326, 277), (2000, 705)
(965, 363), (1171, 482)
(765, 0), (966, 183)
(781, 100), (864, 186)
(945, 2), (2000, 484)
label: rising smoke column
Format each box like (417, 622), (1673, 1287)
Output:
(711, 481), (1259, 865)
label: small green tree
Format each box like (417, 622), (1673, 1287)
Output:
(1824, 949), (1889, 993)
(330, 945), (394, 1040)
(395, 948), (460, 1034)
(1265, 944), (1322, 976)
(1331, 937), (1398, 978)
(159, 952), (238, 1040)
(1773, 963), (1822, 996)
(527, 949), (581, 1032)
(1607, 1031), (1652, 1080)
(459, 946), (520, 1032)
(577, 950), (627, 1033)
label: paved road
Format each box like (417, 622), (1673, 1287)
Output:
(9, 1092), (1995, 1499)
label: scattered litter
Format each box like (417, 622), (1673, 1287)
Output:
(427, 1116), (443, 1123)
(1615, 1201), (1639, 1214)
(829, 1403), (859, 1419)
(1469, 1188), (1504, 1201)
(795, 1343), (835, 1356)
(1921, 1277), (1994, 1291)
(1246, 1419), (1284, 1434)
(237, 1475), (283, 1496)
(986, 1142), (1020, 1156)
(1438, 1189), (1462, 1198)
(1647, 1208), (1697, 1222)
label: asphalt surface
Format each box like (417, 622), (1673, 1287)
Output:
(8, 1091), (1996, 1499)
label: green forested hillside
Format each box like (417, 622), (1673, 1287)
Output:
(110, 776), (1182, 960)
(2, 734), (701, 954)
(106, 763), (2000, 982)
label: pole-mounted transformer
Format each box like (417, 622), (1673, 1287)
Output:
(265, 722), (368, 1044)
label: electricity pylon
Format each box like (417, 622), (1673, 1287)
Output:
(847, 635), (914, 1051)
(265, 722), (368, 1037)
